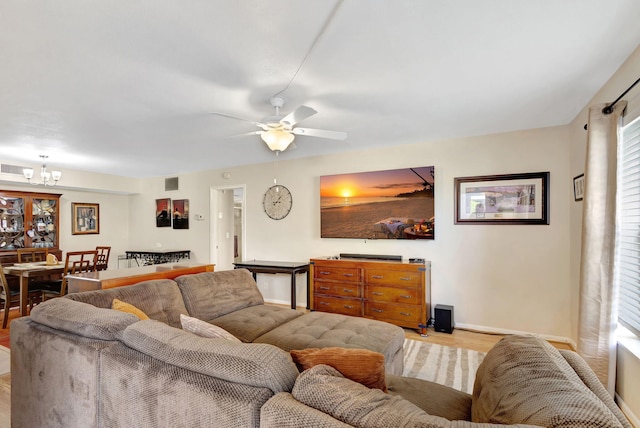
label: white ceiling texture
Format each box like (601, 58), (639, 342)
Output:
(2, 0), (640, 178)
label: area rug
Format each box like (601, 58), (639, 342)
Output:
(402, 339), (485, 394)
(0, 345), (9, 376)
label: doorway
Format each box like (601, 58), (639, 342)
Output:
(211, 185), (246, 271)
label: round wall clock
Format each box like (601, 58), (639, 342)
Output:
(263, 185), (293, 220)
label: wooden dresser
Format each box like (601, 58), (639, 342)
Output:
(310, 257), (431, 335)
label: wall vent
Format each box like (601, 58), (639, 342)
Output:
(165, 177), (179, 191)
(1, 163), (28, 175)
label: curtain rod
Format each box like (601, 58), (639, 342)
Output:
(584, 76), (640, 130)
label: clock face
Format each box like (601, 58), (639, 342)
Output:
(263, 185), (293, 220)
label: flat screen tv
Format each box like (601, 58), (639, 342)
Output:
(320, 166), (435, 240)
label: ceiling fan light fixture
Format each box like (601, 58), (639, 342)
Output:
(261, 129), (295, 152)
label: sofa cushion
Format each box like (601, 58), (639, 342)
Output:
(180, 314), (241, 342)
(209, 304), (304, 342)
(254, 311), (405, 375)
(175, 269), (264, 321)
(386, 374), (472, 421)
(30, 298), (138, 341)
(291, 347), (387, 391)
(122, 319), (299, 394)
(472, 335), (626, 428)
(293, 365), (538, 428)
(65, 279), (188, 328)
(112, 298), (150, 320)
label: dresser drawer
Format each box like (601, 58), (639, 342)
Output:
(365, 269), (421, 287)
(314, 266), (360, 283)
(365, 285), (420, 305)
(314, 296), (362, 317)
(315, 282), (361, 298)
(364, 301), (423, 324)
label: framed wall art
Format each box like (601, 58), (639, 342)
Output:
(156, 198), (171, 227)
(72, 202), (100, 235)
(454, 172), (549, 225)
(573, 173), (585, 201)
(172, 199), (189, 229)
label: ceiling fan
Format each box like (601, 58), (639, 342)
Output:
(211, 96), (347, 152)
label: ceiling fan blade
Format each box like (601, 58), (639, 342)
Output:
(280, 105), (317, 127)
(292, 127), (347, 140)
(210, 112), (263, 127)
(230, 130), (263, 138)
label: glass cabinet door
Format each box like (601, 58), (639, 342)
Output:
(32, 198), (57, 248)
(0, 196), (25, 250)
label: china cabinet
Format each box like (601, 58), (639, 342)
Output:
(0, 190), (62, 264)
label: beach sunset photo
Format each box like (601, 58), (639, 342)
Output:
(320, 166), (435, 239)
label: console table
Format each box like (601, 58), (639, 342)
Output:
(233, 260), (310, 310)
(66, 262), (213, 293)
(125, 249), (191, 265)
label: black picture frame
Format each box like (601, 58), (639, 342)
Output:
(454, 172), (549, 225)
(573, 173), (585, 201)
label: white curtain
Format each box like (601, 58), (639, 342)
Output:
(578, 101), (626, 395)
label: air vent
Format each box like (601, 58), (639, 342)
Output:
(165, 177), (179, 191)
(1, 163), (28, 175)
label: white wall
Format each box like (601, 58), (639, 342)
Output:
(127, 124), (572, 340)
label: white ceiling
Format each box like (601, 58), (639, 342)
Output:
(2, 0), (640, 178)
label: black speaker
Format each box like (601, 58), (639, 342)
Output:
(434, 304), (454, 334)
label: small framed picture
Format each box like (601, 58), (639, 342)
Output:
(573, 174), (585, 201)
(156, 198), (171, 227)
(72, 203), (100, 235)
(454, 172), (550, 225)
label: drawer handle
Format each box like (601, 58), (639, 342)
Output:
(372, 275), (383, 279)
(400, 312), (412, 316)
(400, 277), (412, 281)
(319, 302), (330, 306)
(319, 271), (331, 275)
(372, 308), (383, 313)
(344, 305), (354, 309)
(343, 273), (354, 277)
(343, 288), (354, 293)
(372, 292), (384, 296)
(319, 286), (330, 290)
(400, 295), (412, 299)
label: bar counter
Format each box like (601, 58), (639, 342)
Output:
(66, 262), (214, 293)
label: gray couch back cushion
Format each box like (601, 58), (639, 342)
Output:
(472, 335), (626, 428)
(65, 279), (188, 328)
(292, 365), (537, 428)
(123, 320), (299, 394)
(30, 298), (138, 341)
(175, 269), (264, 321)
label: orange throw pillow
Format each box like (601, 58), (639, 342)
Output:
(290, 347), (387, 392)
(112, 299), (150, 320)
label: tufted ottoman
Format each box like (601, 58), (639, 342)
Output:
(252, 311), (406, 375)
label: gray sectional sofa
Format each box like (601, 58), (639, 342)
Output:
(10, 269), (632, 428)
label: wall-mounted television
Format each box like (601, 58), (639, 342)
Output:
(320, 166), (435, 240)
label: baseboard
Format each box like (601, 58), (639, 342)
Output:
(616, 393), (640, 428)
(455, 323), (577, 350)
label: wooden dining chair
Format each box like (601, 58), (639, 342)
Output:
(0, 262), (42, 328)
(17, 248), (49, 263)
(42, 250), (98, 301)
(95, 246), (111, 271)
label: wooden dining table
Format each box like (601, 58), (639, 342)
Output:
(3, 262), (65, 316)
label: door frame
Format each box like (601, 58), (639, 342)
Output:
(210, 184), (246, 269)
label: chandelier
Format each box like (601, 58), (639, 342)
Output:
(23, 155), (62, 186)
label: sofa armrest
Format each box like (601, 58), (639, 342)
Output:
(559, 350), (632, 428)
(122, 320), (299, 394)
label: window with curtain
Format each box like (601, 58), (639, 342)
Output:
(617, 115), (640, 338)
